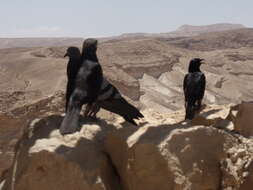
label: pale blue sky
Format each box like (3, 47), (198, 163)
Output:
(0, 0), (252, 37)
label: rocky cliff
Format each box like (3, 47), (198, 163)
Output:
(1, 100), (253, 190)
(2, 28), (253, 114)
(1, 24), (253, 190)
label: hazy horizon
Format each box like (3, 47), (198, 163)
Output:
(1, 0), (253, 38)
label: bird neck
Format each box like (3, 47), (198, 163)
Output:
(188, 64), (201, 72)
(82, 52), (98, 62)
(189, 68), (201, 73)
(69, 57), (81, 63)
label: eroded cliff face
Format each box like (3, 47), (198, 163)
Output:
(1, 26), (253, 190)
(1, 102), (253, 190)
(2, 31), (253, 113)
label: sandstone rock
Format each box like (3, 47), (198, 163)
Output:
(231, 102), (253, 137)
(0, 114), (25, 182)
(0, 92), (66, 181)
(2, 33), (253, 113)
(2, 116), (121, 190)
(105, 124), (238, 190)
(2, 103), (253, 190)
(221, 135), (253, 190)
(103, 67), (140, 101)
(239, 161), (253, 190)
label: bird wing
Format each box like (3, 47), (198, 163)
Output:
(198, 73), (206, 100)
(65, 56), (82, 112)
(67, 60), (80, 79)
(96, 78), (143, 125)
(184, 72), (205, 100)
(74, 60), (103, 102)
(183, 74), (189, 101)
(99, 97), (143, 125)
(60, 103), (81, 135)
(86, 62), (103, 102)
(60, 60), (102, 135)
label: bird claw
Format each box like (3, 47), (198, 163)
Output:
(87, 115), (98, 121)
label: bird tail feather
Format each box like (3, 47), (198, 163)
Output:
(124, 117), (138, 126)
(185, 101), (195, 120)
(60, 106), (81, 135)
(99, 98), (144, 126)
(117, 98), (144, 120)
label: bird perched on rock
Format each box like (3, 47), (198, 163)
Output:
(84, 77), (144, 125)
(64, 47), (82, 112)
(183, 58), (206, 120)
(60, 39), (103, 135)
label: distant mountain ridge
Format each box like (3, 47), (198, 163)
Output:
(166, 28), (253, 51)
(0, 37), (83, 49)
(172, 23), (246, 36)
(0, 23), (247, 49)
(107, 23), (247, 40)
(1, 23), (253, 113)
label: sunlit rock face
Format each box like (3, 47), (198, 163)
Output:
(2, 103), (253, 190)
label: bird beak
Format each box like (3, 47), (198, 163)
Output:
(64, 52), (68, 57)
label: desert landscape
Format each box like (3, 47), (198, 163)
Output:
(1, 23), (253, 190)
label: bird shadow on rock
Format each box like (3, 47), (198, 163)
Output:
(18, 114), (140, 162)
(24, 113), (142, 148)
(16, 114), (107, 151)
(198, 108), (222, 118)
(25, 114), (136, 144)
(21, 114), (64, 149)
(54, 134), (123, 190)
(6, 109), (203, 190)
(119, 120), (149, 128)
(9, 112), (126, 190)
(137, 106), (227, 147)
(137, 120), (191, 146)
(53, 116), (139, 190)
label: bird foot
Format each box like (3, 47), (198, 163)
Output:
(86, 114), (98, 121)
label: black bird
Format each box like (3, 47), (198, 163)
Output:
(64, 47), (82, 112)
(183, 58), (206, 120)
(60, 39), (103, 135)
(84, 77), (144, 125)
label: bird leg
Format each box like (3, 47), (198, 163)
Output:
(87, 103), (100, 118)
(196, 100), (202, 111)
(83, 102), (100, 119)
(83, 103), (92, 117)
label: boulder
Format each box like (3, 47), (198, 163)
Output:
(105, 124), (237, 190)
(230, 102), (253, 137)
(2, 116), (121, 190)
(2, 103), (253, 190)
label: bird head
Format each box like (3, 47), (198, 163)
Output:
(81, 38), (98, 61)
(64, 47), (81, 59)
(82, 38), (98, 52)
(188, 58), (205, 72)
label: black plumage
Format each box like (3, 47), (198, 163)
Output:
(64, 47), (82, 112)
(183, 58), (206, 120)
(60, 39), (103, 135)
(85, 78), (144, 125)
